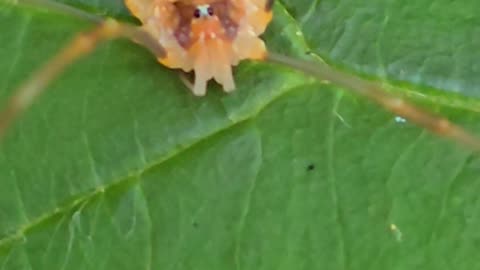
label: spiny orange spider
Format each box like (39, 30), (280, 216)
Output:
(125, 0), (274, 95)
(1, 0), (480, 151)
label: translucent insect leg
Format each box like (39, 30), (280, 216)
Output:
(178, 71), (195, 92)
(0, 18), (165, 140)
(266, 52), (480, 151)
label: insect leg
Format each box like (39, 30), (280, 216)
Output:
(178, 71), (195, 92)
(266, 52), (480, 151)
(0, 18), (164, 140)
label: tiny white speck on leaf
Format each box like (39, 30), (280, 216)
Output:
(395, 116), (407, 123)
(390, 223), (403, 242)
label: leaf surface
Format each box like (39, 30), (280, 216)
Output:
(1, 1), (480, 269)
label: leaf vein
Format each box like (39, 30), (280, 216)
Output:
(326, 92), (347, 270)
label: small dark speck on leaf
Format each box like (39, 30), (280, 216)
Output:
(307, 164), (315, 171)
(192, 222), (199, 228)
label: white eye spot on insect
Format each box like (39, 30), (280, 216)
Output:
(395, 116), (407, 123)
(195, 4), (213, 18)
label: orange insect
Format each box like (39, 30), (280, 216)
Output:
(1, 0), (480, 151)
(126, 0), (273, 95)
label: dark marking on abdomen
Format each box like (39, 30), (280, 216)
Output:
(175, 21), (192, 48)
(212, 1), (239, 40)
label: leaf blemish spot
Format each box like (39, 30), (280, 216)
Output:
(395, 116), (407, 123)
(306, 164), (315, 171)
(390, 223), (402, 242)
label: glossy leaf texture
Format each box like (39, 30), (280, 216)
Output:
(1, 1), (480, 269)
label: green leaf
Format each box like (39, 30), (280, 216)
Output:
(1, 1), (480, 269)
